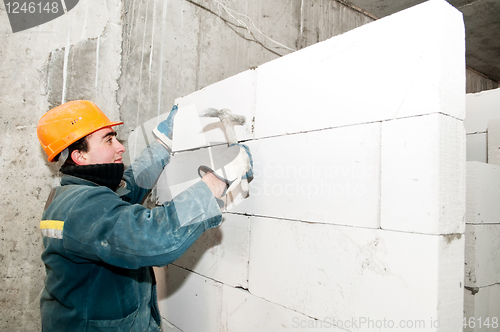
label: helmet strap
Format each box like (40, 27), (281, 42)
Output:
(55, 148), (69, 169)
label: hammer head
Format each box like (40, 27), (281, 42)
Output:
(202, 108), (246, 126)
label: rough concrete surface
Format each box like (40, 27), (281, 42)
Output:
(0, 1), (122, 330)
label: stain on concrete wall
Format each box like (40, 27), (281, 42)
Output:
(40, 48), (65, 108)
(41, 37), (100, 109)
(298, 0), (373, 49)
(467, 68), (499, 93)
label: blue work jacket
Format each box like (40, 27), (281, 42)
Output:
(40, 142), (222, 331)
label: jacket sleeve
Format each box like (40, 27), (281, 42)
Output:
(121, 141), (171, 204)
(60, 180), (222, 269)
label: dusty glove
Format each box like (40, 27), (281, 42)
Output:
(152, 105), (178, 152)
(197, 143), (253, 197)
(230, 143), (253, 180)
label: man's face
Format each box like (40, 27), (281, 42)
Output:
(75, 127), (125, 165)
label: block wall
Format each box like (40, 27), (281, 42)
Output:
(465, 88), (500, 163)
(154, 1), (466, 331)
(464, 164), (500, 332)
(464, 87), (500, 332)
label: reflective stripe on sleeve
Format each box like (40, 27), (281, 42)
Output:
(40, 220), (64, 239)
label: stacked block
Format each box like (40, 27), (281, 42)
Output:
(487, 119), (500, 166)
(154, 0), (466, 330)
(464, 88), (500, 331)
(464, 284), (500, 332)
(381, 114), (465, 234)
(465, 162), (500, 331)
(465, 88), (500, 163)
(466, 162), (500, 225)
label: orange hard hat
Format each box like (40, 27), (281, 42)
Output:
(37, 100), (124, 162)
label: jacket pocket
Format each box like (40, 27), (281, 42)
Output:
(87, 305), (139, 331)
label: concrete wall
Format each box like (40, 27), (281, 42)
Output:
(466, 69), (499, 94)
(156, 1), (466, 330)
(0, 1), (123, 330)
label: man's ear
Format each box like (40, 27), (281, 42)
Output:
(71, 150), (87, 166)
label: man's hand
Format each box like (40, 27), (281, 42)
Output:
(201, 171), (228, 198)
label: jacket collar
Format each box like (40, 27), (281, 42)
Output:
(60, 163), (124, 191)
(60, 174), (99, 187)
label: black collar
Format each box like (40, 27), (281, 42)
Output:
(60, 163), (125, 191)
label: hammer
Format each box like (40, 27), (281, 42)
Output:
(201, 108), (246, 144)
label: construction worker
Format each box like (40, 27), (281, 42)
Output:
(36, 100), (252, 331)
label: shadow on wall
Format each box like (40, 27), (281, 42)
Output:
(158, 227), (223, 299)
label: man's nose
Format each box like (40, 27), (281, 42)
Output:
(116, 141), (126, 154)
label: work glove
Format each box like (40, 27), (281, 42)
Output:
(231, 143), (253, 179)
(197, 143), (253, 198)
(152, 105), (178, 152)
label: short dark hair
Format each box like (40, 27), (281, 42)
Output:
(54, 135), (90, 166)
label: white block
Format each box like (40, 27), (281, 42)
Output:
(381, 114), (465, 235)
(487, 119), (500, 166)
(161, 319), (182, 332)
(467, 133), (487, 163)
(157, 265), (222, 332)
(221, 285), (333, 331)
(254, 0), (465, 139)
(466, 162), (500, 224)
(233, 122), (381, 228)
(171, 105), (207, 152)
(175, 69), (256, 144)
(248, 217), (464, 329)
(464, 284), (500, 332)
(465, 224), (500, 288)
(465, 88), (500, 134)
(127, 105), (207, 160)
(172, 214), (251, 288)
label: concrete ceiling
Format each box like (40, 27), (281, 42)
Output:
(344, 0), (500, 82)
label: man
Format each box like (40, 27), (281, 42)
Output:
(36, 100), (252, 331)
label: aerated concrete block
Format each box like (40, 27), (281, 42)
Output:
(159, 270), (334, 331)
(248, 217), (464, 329)
(233, 122), (381, 228)
(465, 224), (500, 288)
(220, 285), (332, 331)
(161, 320), (182, 332)
(464, 284), (500, 332)
(381, 113), (465, 235)
(158, 265), (222, 332)
(465, 88), (500, 134)
(172, 214), (251, 288)
(466, 162), (500, 224)
(467, 133), (487, 163)
(487, 119), (500, 166)
(254, 0), (465, 139)
(175, 69), (256, 145)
